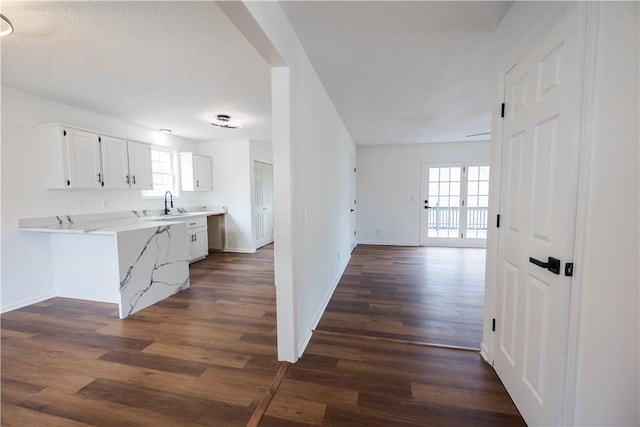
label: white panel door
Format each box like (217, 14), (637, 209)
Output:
(494, 4), (584, 426)
(253, 160), (274, 248)
(101, 136), (129, 189)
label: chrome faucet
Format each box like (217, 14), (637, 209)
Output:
(164, 191), (173, 215)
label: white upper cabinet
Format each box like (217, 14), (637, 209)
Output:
(180, 152), (212, 191)
(66, 128), (104, 189)
(127, 141), (153, 190)
(41, 124), (153, 191)
(101, 135), (129, 189)
(41, 125), (102, 189)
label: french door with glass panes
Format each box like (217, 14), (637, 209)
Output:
(421, 163), (490, 247)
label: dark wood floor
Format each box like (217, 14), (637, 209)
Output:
(1, 244), (523, 426)
(316, 245), (486, 349)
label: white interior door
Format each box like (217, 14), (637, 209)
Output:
(350, 155), (357, 251)
(493, 4), (584, 425)
(253, 160), (274, 249)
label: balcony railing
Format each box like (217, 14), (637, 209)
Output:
(427, 206), (489, 231)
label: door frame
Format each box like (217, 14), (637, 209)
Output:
(420, 161), (489, 248)
(482, 3), (599, 425)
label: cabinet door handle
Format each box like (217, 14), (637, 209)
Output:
(97, 172), (102, 183)
(132, 175), (136, 184)
(196, 180), (199, 187)
(126, 175), (130, 184)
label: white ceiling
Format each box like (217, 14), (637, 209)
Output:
(280, 1), (513, 145)
(0, 1), (272, 142)
(1, 1), (513, 146)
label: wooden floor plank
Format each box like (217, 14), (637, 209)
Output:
(1, 244), (524, 426)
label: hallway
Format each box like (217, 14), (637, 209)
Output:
(316, 245), (486, 349)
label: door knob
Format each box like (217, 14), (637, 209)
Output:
(529, 256), (561, 275)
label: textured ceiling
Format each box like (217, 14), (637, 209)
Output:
(0, 1), (272, 142)
(281, 1), (513, 145)
(1, 1), (515, 146)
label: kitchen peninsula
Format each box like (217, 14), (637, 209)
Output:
(19, 207), (225, 318)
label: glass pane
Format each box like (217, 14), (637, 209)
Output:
(450, 167), (461, 181)
(479, 181), (490, 195)
(468, 181), (479, 196)
(468, 166), (479, 181)
(440, 182), (450, 195)
(479, 196), (489, 207)
(450, 196), (460, 207)
(438, 197), (449, 207)
(450, 182), (460, 196)
(439, 168), (450, 181)
(429, 183), (439, 196)
(468, 195), (478, 207)
(479, 166), (490, 180)
(429, 168), (439, 181)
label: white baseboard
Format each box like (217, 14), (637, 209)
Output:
(1, 291), (56, 314)
(480, 342), (492, 364)
(222, 248), (256, 254)
(296, 252), (352, 359)
(357, 240), (420, 246)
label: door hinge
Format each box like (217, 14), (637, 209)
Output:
(565, 262), (574, 277)
(492, 318), (496, 332)
(460, 233), (464, 239)
(98, 136), (101, 142)
(501, 103), (505, 118)
(63, 130), (67, 136)
(496, 214), (501, 228)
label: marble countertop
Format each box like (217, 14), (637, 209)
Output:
(18, 207), (226, 235)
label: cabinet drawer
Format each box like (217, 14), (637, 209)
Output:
(185, 216), (207, 230)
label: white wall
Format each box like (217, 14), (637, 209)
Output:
(240, 2), (357, 361)
(199, 139), (253, 253)
(1, 87), (201, 312)
(571, 3), (639, 425)
(198, 139), (272, 253)
(357, 141), (490, 245)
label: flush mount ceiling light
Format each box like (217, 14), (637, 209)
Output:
(210, 114), (242, 129)
(0, 14), (14, 37)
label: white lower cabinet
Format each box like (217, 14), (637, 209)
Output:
(186, 216), (208, 262)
